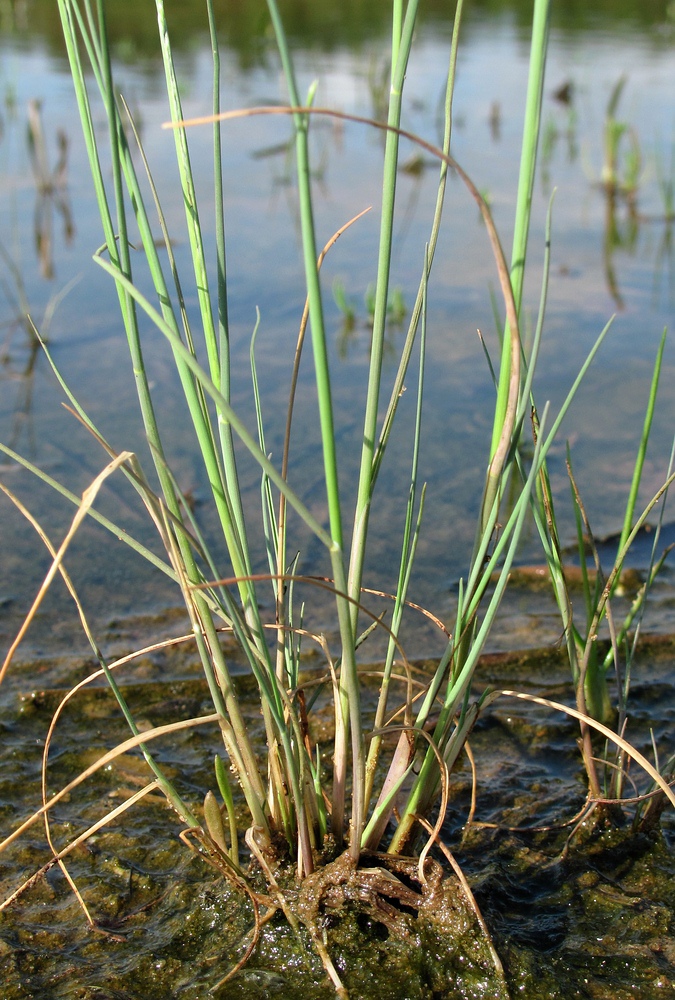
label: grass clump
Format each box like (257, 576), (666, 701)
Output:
(0, 0), (673, 995)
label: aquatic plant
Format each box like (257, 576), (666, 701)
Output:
(529, 329), (675, 810)
(600, 75), (642, 200)
(655, 135), (675, 222)
(1, 0), (673, 995)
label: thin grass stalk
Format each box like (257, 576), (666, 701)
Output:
(399, 409), (552, 847)
(373, 0), (466, 486)
(579, 470), (675, 684)
(537, 326), (665, 728)
(63, 3), (206, 564)
(176, 97), (527, 851)
(617, 433), (675, 682)
(519, 309), (614, 569)
(511, 193), (555, 436)
(491, 0), (550, 458)
(517, 336), (614, 788)
(122, 30), (276, 822)
(249, 322), (303, 844)
(271, 210), (371, 709)
(58, 1), (274, 833)
(116, 2), (280, 797)
(91, 254), (339, 865)
(157, 502), (269, 828)
(264, 0), (343, 554)
(153, 0), (269, 677)
(565, 461), (613, 788)
(363, 247), (429, 815)
(119, 101), (234, 526)
(389, 407), (551, 853)
(154, 0), (219, 384)
(475, 0), (550, 552)
(362, 485), (426, 820)
(93, 260), (337, 550)
(612, 439), (675, 803)
(115, 110), (275, 736)
(206, 0), (232, 398)
(262, 0), (366, 854)
(347, 0), (421, 622)
(617, 327), (667, 556)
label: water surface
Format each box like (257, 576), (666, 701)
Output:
(0, 0), (674, 660)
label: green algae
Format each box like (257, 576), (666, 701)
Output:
(1, 636), (674, 998)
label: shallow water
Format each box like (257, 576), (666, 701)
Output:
(0, 0), (674, 659)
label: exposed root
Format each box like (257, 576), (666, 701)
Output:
(182, 832), (508, 997)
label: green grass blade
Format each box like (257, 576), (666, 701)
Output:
(491, 0), (550, 457)
(618, 327), (667, 555)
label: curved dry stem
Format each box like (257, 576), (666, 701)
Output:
(360, 584), (451, 638)
(179, 824), (294, 992)
(415, 814), (506, 989)
(211, 904), (280, 993)
(194, 571), (413, 665)
(38, 630), (225, 835)
(0, 452), (134, 685)
(498, 689), (675, 809)
(194, 571), (416, 729)
(470, 794), (595, 835)
(1, 781), (160, 912)
(169, 104), (521, 502)
(0, 714), (220, 855)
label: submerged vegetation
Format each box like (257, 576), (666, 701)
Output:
(0, 0), (674, 996)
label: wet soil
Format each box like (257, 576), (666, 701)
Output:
(0, 620), (674, 998)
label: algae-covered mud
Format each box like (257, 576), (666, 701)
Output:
(0, 630), (673, 998)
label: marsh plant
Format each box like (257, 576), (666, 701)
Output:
(1, 0), (674, 995)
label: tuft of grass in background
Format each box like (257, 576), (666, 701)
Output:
(601, 75), (642, 201)
(0, 0), (673, 992)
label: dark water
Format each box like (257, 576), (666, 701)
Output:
(0, 2), (674, 995)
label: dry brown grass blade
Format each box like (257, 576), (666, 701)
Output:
(0, 451), (134, 685)
(193, 570), (415, 695)
(0, 714), (219, 855)
(499, 689), (675, 809)
(168, 104), (521, 494)
(0, 480), (164, 919)
(178, 823), (270, 985)
(360, 584), (451, 637)
(1, 781), (160, 911)
(471, 795), (595, 836)
(165, 106), (517, 339)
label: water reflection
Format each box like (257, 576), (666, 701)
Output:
(0, 6), (674, 656)
(27, 98), (73, 280)
(537, 68), (675, 312)
(0, 94), (75, 460)
(8, 0), (675, 62)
